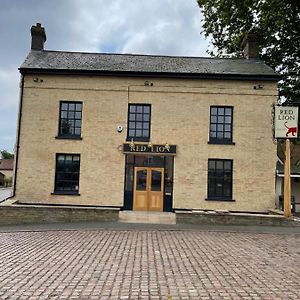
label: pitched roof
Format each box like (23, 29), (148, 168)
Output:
(19, 50), (279, 80)
(0, 159), (14, 170)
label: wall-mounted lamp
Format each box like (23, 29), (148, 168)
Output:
(253, 84), (264, 90)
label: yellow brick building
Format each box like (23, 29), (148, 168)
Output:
(13, 24), (279, 213)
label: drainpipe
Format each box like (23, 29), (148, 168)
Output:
(11, 73), (25, 199)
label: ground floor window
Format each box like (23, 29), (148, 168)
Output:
(207, 159), (233, 200)
(55, 154), (80, 194)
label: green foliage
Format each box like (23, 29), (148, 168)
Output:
(197, 0), (300, 104)
(0, 150), (14, 159)
(4, 176), (12, 187)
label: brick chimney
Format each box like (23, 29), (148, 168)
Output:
(31, 23), (46, 50)
(241, 32), (260, 59)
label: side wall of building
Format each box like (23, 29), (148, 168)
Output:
(15, 74), (277, 212)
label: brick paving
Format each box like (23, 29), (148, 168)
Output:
(0, 229), (299, 299)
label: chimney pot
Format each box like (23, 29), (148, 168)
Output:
(31, 23), (46, 50)
(241, 31), (261, 59)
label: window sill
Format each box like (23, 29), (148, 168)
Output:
(51, 192), (80, 196)
(208, 140), (235, 145)
(205, 198), (235, 202)
(126, 138), (150, 142)
(55, 136), (82, 140)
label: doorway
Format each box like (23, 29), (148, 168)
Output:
(133, 167), (164, 211)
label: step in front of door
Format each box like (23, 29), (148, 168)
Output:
(118, 211), (176, 225)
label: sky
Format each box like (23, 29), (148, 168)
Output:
(0, 0), (211, 153)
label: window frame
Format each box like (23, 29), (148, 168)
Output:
(57, 101), (83, 139)
(208, 106), (234, 145)
(126, 104), (151, 142)
(53, 153), (81, 195)
(206, 159), (234, 201)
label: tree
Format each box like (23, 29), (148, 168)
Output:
(0, 150), (14, 159)
(197, 0), (300, 104)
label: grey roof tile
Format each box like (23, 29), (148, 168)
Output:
(20, 50), (278, 78)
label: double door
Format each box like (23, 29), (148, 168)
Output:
(133, 167), (164, 211)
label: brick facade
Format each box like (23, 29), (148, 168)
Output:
(14, 74), (277, 212)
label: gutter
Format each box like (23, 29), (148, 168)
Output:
(10, 74), (25, 199)
(19, 68), (281, 82)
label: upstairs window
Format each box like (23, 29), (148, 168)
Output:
(209, 106), (233, 144)
(207, 159), (233, 200)
(58, 101), (82, 138)
(127, 104), (151, 141)
(54, 154), (80, 194)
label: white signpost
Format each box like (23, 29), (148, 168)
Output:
(275, 106), (298, 138)
(275, 106), (299, 217)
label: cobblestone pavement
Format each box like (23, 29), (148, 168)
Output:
(0, 229), (299, 299)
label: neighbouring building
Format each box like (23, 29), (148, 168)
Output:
(0, 159), (14, 187)
(13, 23), (279, 213)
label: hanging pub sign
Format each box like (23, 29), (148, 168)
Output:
(275, 106), (299, 138)
(123, 143), (176, 155)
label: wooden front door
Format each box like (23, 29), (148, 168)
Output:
(133, 167), (164, 211)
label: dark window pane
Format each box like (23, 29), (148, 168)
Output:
(143, 114), (150, 122)
(210, 124), (216, 131)
(136, 114), (143, 121)
(217, 132), (223, 139)
(211, 107), (217, 115)
(136, 170), (147, 191)
(142, 130), (149, 137)
(211, 116), (217, 123)
(74, 128), (81, 135)
(143, 123), (149, 129)
(68, 111), (75, 118)
(225, 108), (232, 115)
(208, 160), (215, 170)
(75, 120), (81, 127)
(61, 111), (67, 118)
(129, 122), (135, 129)
(217, 124), (223, 131)
(69, 103), (75, 110)
(216, 160), (223, 170)
(136, 122), (142, 129)
(224, 132), (231, 139)
(136, 130), (142, 137)
(75, 112), (81, 119)
(75, 103), (82, 111)
(210, 132), (216, 138)
(224, 161), (231, 170)
(218, 108), (224, 115)
(61, 103), (68, 110)
(225, 125), (231, 131)
(225, 116), (232, 123)
(129, 130), (135, 136)
(129, 114), (135, 121)
(218, 116), (224, 123)
(151, 170), (162, 191)
(144, 106), (150, 114)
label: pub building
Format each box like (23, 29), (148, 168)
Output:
(12, 24), (279, 216)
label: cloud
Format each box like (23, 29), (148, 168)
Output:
(0, 0), (210, 152)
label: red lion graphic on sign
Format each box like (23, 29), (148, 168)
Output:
(285, 121), (297, 137)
